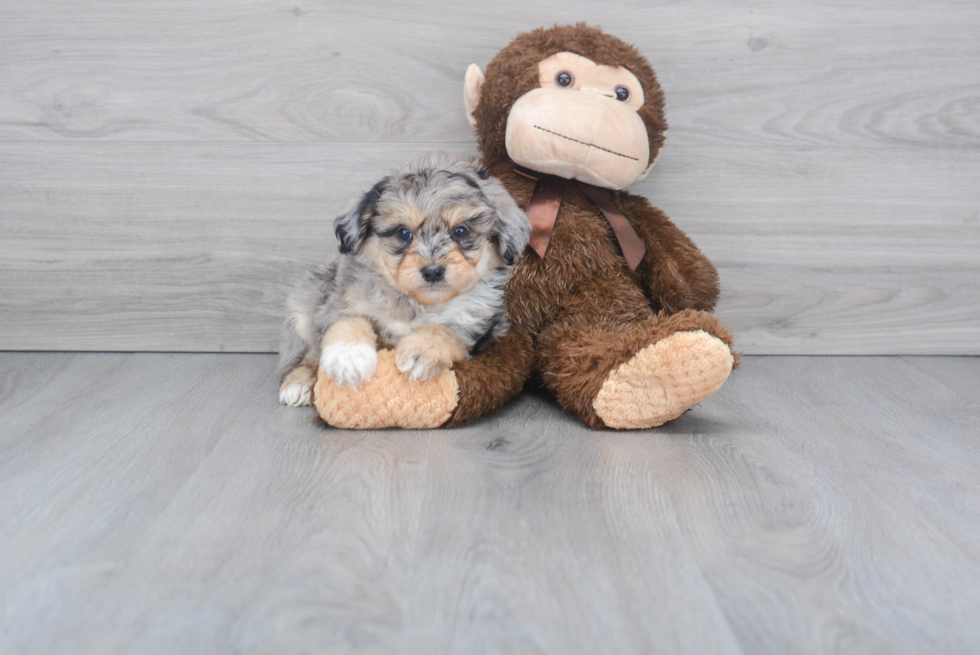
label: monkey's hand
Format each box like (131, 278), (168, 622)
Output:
(618, 194), (721, 314)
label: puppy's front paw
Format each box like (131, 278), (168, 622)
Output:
(395, 335), (452, 382)
(320, 342), (378, 387)
(279, 363), (316, 407)
(279, 382), (312, 407)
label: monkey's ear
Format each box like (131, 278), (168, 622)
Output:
(334, 177), (388, 255)
(464, 64), (485, 128)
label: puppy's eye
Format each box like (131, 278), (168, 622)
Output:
(555, 71), (574, 88)
(614, 85), (630, 102)
(452, 225), (470, 239)
(396, 226), (413, 242)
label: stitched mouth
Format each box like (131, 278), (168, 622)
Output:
(532, 125), (640, 162)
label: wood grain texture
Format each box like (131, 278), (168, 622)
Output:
(901, 355), (980, 399)
(1, 0), (979, 354)
(1, 1), (977, 148)
(0, 352), (978, 654)
(1, 142), (977, 353)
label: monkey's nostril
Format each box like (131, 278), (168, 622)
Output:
(420, 264), (445, 283)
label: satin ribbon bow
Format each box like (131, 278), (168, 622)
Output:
(523, 173), (646, 271)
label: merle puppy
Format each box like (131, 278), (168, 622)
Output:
(278, 153), (530, 407)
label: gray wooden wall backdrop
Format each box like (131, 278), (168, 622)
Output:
(1, 1), (978, 355)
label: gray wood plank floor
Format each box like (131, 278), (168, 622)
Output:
(1, 352), (977, 654)
(2, 1), (979, 354)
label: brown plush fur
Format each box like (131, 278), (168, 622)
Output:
(442, 24), (737, 429)
(536, 310), (737, 428)
(474, 24), (667, 169)
(444, 327), (535, 427)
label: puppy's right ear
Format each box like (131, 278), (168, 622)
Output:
(334, 177), (388, 255)
(475, 172), (530, 266)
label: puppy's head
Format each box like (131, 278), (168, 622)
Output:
(334, 153), (529, 305)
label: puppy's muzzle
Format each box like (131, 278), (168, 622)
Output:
(420, 264), (446, 284)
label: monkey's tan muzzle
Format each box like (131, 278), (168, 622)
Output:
(505, 88), (650, 191)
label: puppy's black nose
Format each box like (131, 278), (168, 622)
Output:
(420, 264), (445, 283)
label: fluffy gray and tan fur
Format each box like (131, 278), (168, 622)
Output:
(278, 152), (530, 407)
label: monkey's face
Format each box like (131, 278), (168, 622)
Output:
(504, 52), (652, 190)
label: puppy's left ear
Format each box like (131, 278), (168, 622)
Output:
(478, 172), (530, 266)
(334, 177), (389, 255)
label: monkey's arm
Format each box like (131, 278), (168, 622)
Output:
(313, 323), (531, 430)
(441, 324), (534, 427)
(618, 194), (720, 314)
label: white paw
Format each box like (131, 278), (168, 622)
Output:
(279, 382), (312, 407)
(319, 341), (378, 387)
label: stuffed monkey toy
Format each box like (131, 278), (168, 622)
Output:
(315, 24), (737, 429)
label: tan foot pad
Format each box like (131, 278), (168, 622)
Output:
(314, 349), (459, 429)
(593, 330), (734, 429)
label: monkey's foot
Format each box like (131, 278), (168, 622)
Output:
(592, 330), (733, 429)
(314, 349), (459, 429)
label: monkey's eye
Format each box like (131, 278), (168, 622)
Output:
(396, 226), (413, 242)
(452, 225), (470, 239)
(555, 71), (574, 88)
(614, 85), (631, 102)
